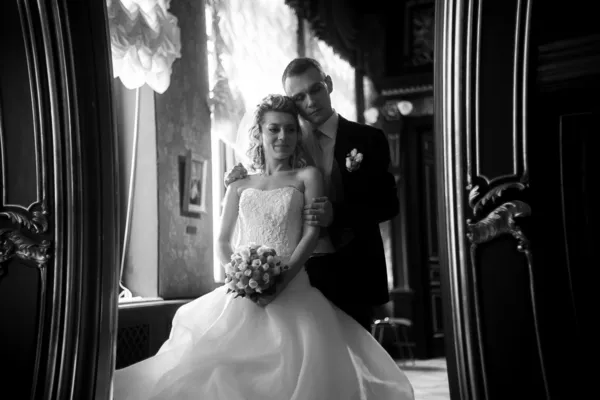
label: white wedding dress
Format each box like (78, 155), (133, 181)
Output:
(113, 186), (414, 400)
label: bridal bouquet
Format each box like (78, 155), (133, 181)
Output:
(224, 243), (288, 302)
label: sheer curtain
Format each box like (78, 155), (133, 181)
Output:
(206, 0), (298, 281)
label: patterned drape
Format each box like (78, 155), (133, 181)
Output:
(285, 0), (358, 67)
(305, 31), (356, 121)
(107, 0), (182, 93)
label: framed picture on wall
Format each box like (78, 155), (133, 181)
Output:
(182, 150), (208, 215)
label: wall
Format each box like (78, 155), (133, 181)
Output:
(155, 0), (215, 299)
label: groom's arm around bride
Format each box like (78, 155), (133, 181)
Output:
(306, 117), (399, 319)
(282, 57), (400, 331)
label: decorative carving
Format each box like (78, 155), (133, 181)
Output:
(0, 205), (49, 234)
(0, 229), (51, 276)
(466, 199), (532, 400)
(285, 0), (359, 66)
(464, 0), (531, 188)
(466, 200), (531, 250)
(468, 182), (527, 215)
(405, 0), (435, 68)
(467, 198), (548, 400)
(381, 84), (433, 97)
(0, 205), (51, 276)
(381, 101), (401, 121)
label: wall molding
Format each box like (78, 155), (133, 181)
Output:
(435, 0), (550, 398)
(537, 34), (600, 91)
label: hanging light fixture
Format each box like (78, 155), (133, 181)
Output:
(363, 107), (380, 124)
(396, 100), (414, 116)
(107, 0), (182, 93)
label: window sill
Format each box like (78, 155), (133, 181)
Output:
(118, 297), (189, 310)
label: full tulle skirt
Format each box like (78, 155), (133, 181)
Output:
(113, 270), (414, 400)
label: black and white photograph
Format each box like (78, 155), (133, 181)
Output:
(0, 0), (592, 399)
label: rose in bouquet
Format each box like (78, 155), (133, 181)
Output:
(223, 243), (288, 302)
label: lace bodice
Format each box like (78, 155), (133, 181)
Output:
(234, 186), (304, 260)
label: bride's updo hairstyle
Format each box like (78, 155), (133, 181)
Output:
(246, 94), (308, 173)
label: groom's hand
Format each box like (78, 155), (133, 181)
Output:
(223, 163), (248, 188)
(303, 196), (333, 227)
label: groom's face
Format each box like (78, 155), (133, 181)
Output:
(284, 67), (333, 127)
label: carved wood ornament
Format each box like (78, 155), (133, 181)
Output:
(463, 0), (548, 397)
(436, 0), (550, 398)
(0, 206), (51, 277)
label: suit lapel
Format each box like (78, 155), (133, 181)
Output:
(334, 116), (351, 168)
(329, 116), (357, 248)
(331, 116), (354, 202)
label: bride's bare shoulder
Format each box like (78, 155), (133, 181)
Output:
(230, 174), (262, 197)
(296, 165), (322, 181)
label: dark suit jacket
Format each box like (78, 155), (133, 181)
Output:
(323, 115), (400, 306)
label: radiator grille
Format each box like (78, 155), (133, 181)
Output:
(116, 324), (150, 369)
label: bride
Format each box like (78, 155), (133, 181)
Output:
(112, 94), (414, 400)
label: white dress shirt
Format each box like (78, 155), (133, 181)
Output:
(305, 111), (338, 254)
(305, 110), (338, 194)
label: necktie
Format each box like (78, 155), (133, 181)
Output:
(314, 130), (342, 202)
(314, 130), (331, 189)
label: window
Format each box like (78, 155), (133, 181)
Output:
(206, 0), (299, 282)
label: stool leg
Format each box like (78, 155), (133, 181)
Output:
(392, 326), (405, 364)
(401, 326), (416, 365)
(378, 326), (385, 344)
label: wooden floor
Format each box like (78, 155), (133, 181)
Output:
(397, 357), (450, 400)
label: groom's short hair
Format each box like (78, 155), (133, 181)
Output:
(281, 57), (327, 87)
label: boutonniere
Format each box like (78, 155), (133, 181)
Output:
(224, 163), (248, 187)
(345, 148), (363, 172)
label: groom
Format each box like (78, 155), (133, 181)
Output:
(282, 58), (399, 331)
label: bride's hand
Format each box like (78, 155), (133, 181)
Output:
(254, 265), (293, 307)
(255, 281), (287, 307)
(255, 295), (276, 307)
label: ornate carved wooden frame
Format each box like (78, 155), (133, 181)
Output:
(435, 0), (547, 398)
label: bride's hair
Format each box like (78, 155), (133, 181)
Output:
(246, 94), (308, 172)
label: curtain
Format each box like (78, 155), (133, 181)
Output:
(206, 0), (298, 147)
(107, 0), (181, 93)
(206, 0), (299, 282)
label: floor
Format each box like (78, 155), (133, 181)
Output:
(397, 357), (450, 400)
